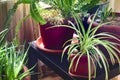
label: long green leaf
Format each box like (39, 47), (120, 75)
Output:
(30, 0), (46, 25)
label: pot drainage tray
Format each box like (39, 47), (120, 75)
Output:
(36, 37), (63, 54)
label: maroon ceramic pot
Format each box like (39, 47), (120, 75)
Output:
(39, 19), (74, 50)
(69, 54), (94, 78)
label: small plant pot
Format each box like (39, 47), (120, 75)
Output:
(69, 54), (95, 78)
(39, 19), (74, 50)
(87, 13), (120, 62)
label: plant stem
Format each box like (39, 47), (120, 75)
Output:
(3, 1), (20, 29)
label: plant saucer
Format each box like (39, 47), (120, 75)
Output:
(68, 70), (95, 78)
(36, 37), (63, 53)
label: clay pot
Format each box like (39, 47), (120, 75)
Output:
(39, 19), (74, 50)
(69, 54), (95, 78)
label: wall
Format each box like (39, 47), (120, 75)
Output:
(109, 0), (120, 12)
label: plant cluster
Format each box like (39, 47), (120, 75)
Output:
(32, 0), (101, 24)
(0, 29), (32, 80)
(2, 0), (119, 80)
(4, 0), (101, 28)
(61, 13), (120, 80)
(39, 0), (100, 18)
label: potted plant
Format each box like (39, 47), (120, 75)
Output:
(79, 0), (110, 33)
(0, 29), (33, 80)
(31, 0), (103, 51)
(61, 13), (120, 80)
(87, 4), (120, 59)
(4, 0), (101, 51)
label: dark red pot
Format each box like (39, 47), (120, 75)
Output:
(39, 19), (74, 50)
(87, 13), (120, 60)
(69, 54), (94, 78)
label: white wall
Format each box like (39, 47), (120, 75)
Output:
(109, 0), (120, 12)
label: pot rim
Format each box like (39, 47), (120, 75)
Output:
(87, 12), (120, 27)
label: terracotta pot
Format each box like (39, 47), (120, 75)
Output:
(69, 54), (94, 78)
(87, 13), (120, 60)
(39, 19), (74, 50)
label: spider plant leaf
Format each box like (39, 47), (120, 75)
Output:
(90, 54), (97, 78)
(90, 47), (102, 68)
(61, 45), (70, 62)
(86, 50), (91, 80)
(106, 43), (120, 66)
(67, 44), (79, 61)
(89, 21), (111, 37)
(93, 46), (109, 80)
(69, 53), (80, 70)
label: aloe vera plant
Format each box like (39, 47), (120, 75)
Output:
(1, 43), (31, 80)
(60, 12), (120, 80)
(0, 29), (33, 80)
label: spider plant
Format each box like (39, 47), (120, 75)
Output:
(60, 12), (120, 80)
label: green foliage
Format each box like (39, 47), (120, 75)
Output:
(4, 0), (101, 27)
(39, 0), (100, 19)
(0, 42), (32, 80)
(30, 0), (46, 25)
(0, 17), (33, 80)
(0, 29), (9, 46)
(0, 1), (36, 79)
(61, 13), (120, 80)
(96, 4), (114, 22)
